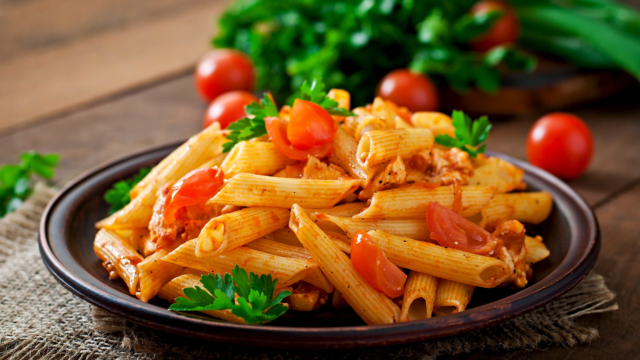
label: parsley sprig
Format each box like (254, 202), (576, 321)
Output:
(0, 151), (60, 218)
(435, 111), (492, 158)
(222, 78), (354, 153)
(104, 167), (152, 214)
(169, 265), (291, 325)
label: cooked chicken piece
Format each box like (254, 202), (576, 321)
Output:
(492, 220), (529, 288)
(359, 156), (407, 200)
(408, 147), (474, 186)
(286, 282), (328, 311)
(302, 156), (351, 180)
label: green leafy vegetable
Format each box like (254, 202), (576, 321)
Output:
(169, 265), (291, 325)
(104, 167), (152, 214)
(435, 111), (491, 158)
(0, 151), (60, 218)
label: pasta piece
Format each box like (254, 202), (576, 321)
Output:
(357, 128), (434, 168)
(525, 235), (550, 264)
(401, 272), (439, 321)
(195, 207), (289, 258)
(327, 89), (351, 111)
(433, 280), (475, 316)
(358, 156), (407, 200)
(208, 173), (359, 209)
(411, 112), (455, 137)
(289, 204), (401, 325)
(482, 192), (553, 226)
(158, 274), (247, 324)
(354, 115), (387, 141)
(220, 141), (289, 178)
(395, 116), (413, 129)
(264, 228), (352, 254)
(287, 282), (329, 311)
(197, 152), (228, 169)
(94, 229), (144, 295)
(329, 126), (379, 188)
(357, 184), (495, 219)
(137, 241), (186, 303)
(303, 202), (367, 218)
(371, 97), (396, 129)
(162, 240), (317, 288)
(246, 238), (334, 293)
(367, 230), (509, 288)
(316, 213), (430, 241)
(469, 156), (526, 193)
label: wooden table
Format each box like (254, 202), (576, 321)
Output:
(1, 0), (639, 358)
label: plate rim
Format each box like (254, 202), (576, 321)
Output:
(38, 142), (600, 349)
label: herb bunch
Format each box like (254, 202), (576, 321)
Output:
(435, 110), (491, 158)
(104, 167), (152, 214)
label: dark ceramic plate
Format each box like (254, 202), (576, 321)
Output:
(39, 142), (600, 349)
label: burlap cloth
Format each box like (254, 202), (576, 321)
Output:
(0, 184), (619, 360)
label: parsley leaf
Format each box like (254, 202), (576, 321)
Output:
(169, 264), (291, 325)
(435, 110), (492, 158)
(299, 79), (355, 117)
(104, 167), (152, 214)
(0, 151), (60, 218)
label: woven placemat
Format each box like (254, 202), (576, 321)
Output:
(0, 184), (618, 360)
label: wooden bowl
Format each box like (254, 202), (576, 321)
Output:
(39, 142), (600, 349)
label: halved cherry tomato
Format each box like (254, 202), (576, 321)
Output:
(195, 50), (255, 102)
(264, 117), (333, 161)
(351, 230), (407, 298)
(469, 1), (520, 52)
(287, 99), (337, 150)
(164, 168), (224, 224)
(376, 69), (439, 112)
(526, 112), (593, 180)
(203, 91), (258, 130)
(426, 202), (502, 255)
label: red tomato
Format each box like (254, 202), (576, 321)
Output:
(351, 230), (407, 298)
(469, 1), (520, 52)
(264, 117), (333, 161)
(287, 99), (337, 150)
(526, 113), (594, 180)
(195, 50), (255, 102)
(164, 168), (225, 224)
(203, 91), (258, 130)
(426, 202), (502, 255)
(376, 69), (439, 112)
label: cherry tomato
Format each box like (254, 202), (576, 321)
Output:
(526, 113), (594, 180)
(264, 117), (333, 161)
(164, 168), (225, 224)
(426, 202), (503, 255)
(203, 91), (258, 130)
(469, 1), (520, 52)
(351, 230), (407, 298)
(287, 99), (337, 150)
(195, 50), (255, 102)
(376, 69), (439, 112)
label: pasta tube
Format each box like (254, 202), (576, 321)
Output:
(316, 213), (430, 241)
(367, 230), (509, 288)
(329, 126), (379, 188)
(410, 112), (455, 137)
(400, 272), (439, 321)
(482, 192), (553, 225)
(433, 280), (475, 316)
(303, 202), (367, 218)
(357, 128), (434, 168)
(525, 235), (550, 264)
(220, 141), (289, 178)
(137, 241), (185, 302)
(94, 229), (144, 295)
(289, 204), (401, 325)
(195, 207), (290, 258)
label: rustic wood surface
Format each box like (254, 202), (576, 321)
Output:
(1, 0), (640, 358)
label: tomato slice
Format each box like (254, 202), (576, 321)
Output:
(287, 99), (337, 150)
(264, 117), (333, 161)
(351, 230), (407, 298)
(164, 168), (224, 224)
(426, 202), (502, 255)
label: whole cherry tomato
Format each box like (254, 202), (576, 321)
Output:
(376, 69), (439, 112)
(164, 168), (225, 224)
(526, 113), (594, 180)
(195, 50), (255, 102)
(287, 99), (337, 150)
(264, 117), (333, 161)
(351, 230), (407, 298)
(426, 202), (503, 255)
(469, 1), (520, 52)
(203, 91), (258, 129)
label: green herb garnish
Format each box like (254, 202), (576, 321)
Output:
(0, 151), (60, 218)
(435, 110), (491, 158)
(104, 167), (152, 214)
(169, 265), (291, 325)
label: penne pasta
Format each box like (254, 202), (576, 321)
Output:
(525, 235), (551, 264)
(401, 272), (439, 322)
(367, 230), (509, 288)
(195, 207), (290, 258)
(357, 128), (434, 168)
(163, 239), (317, 288)
(327, 89), (350, 111)
(264, 228), (352, 254)
(94, 229), (144, 295)
(289, 204), (401, 325)
(410, 112), (455, 137)
(208, 173), (360, 209)
(481, 192), (553, 226)
(303, 202), (368, 218)
(316, 213), (430, 241)
(220, 141), (289, 178)
(357, 184), (495, 219)
(329, 126), (379, 188)
(469, 156), (526, 193)
(433, 280), (475, 316)
(137, 241), (186, 303)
